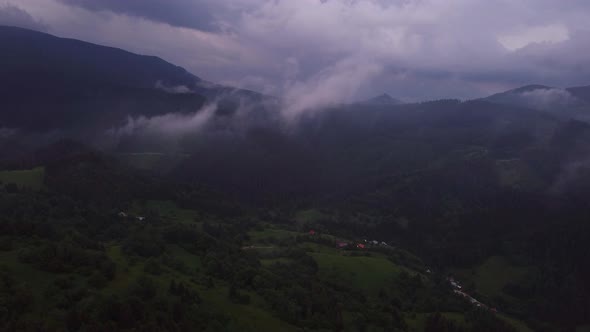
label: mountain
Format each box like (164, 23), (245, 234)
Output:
(358, 93), (402, 105)
(0, 26), (203, 91)
(484, 84), (563, 108)
(0, 26), (265, 134)
(482, 84), (590, 122)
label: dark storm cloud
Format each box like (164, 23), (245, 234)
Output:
(0, 3), (47, 31)
(10, 0), (590, 113)
(57, 0), (251, 32)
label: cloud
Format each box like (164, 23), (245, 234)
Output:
(519, 88), (579, 109)
(108, 103), (217, 139)
(9, 0), (590, 102)
(57, 0), (259, 32)
(0, 3), (47, 31)
(12, 0), (268, 88)
(281, 57), (383, 120)
(499, 24), (570, 51)
(155, 81), (192, 94)
(57, 0), (216, 31)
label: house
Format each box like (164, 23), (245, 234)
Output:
(371, 240), (378, 245)
(381, 241), (388, 246)
(357, 243), (366, 249)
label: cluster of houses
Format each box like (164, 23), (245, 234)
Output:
(334, 239), (391, 250)
(336, 242), (366, 249)
(307, 230), (392, 250)
(118, 211), (146, 222)
(448, 277), (497, 314)
(335, 242), (365, 249)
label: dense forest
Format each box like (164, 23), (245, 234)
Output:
(0, 142), (531, 331)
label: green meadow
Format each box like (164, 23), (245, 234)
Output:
(0, 167), (45, 190)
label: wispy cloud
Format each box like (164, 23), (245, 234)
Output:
(0, 3), (47, 31)
(108, 102), (217, 139)
(155, 81), (192, 94)
(519, 88), (579, 109)
(281, 57), (383, 120)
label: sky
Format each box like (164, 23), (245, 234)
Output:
(2, 0), (590, 103)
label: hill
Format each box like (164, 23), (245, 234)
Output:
(0, 26), (265, 135)
(482, 84), (590, 121)
(0, 25), (201, 90)
(0, 142), (530, 331)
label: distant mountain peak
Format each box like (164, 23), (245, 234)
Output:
(484, 84), (556, 101)
(360, 93), (402, 105)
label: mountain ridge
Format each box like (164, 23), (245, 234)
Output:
(0, 25), (272, 133)
(358, 93), (403, 105)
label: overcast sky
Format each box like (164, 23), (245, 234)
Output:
(2, 0), (590, 102)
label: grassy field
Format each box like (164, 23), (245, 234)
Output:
(300, 242), (341, 255)
(0, 167), (45, 190)
(249, 227), (416, 295)
(311, 250), (403, 294)
(106, 245), (146, 292)
(248, 225), (344, 247)
(453, 256), (530, 298)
